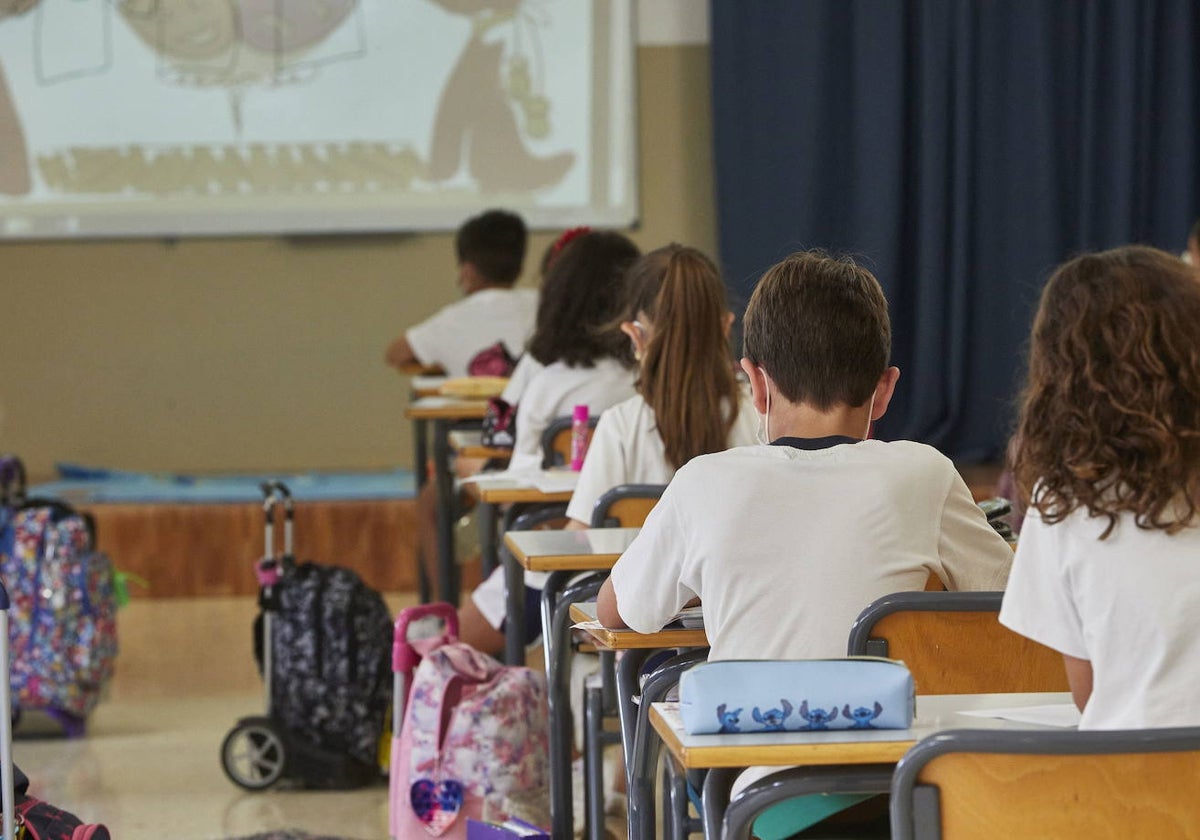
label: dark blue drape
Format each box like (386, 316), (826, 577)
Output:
(712, 1), (1200, 460)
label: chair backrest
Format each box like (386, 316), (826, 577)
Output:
(891, 727), (1200, 839)
(847, 591), (1069, 694)
(540, 415), (600, 469)
(589, 484), (667, 528)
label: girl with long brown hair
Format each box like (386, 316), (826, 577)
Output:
(1000, 244), (1200, 728)
(564, 244), (759, 526)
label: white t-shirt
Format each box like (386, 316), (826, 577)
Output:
(609, 438), (1013, 662)
(999, 505), (1200, 729)
(564, 390), (760, 525)
(506, 357), (637, 472)
(405, 287), (538, 378)
(499, 354), (543, 405)
(471, 356), (637, 630)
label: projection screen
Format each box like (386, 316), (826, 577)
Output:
(0, 0), (637, 238)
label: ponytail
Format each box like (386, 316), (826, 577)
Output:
(636, 246), (739, 469)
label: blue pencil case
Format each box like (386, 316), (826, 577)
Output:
(677, 658), (915, 734)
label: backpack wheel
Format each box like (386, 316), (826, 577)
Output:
(221, 717), (288, 791)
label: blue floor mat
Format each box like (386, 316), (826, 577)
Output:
(31, 463), (417, 504)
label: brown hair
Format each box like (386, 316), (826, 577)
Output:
(1014, 245), (1200, 537)
(742, 251), (890, 409)
(527, 230), (640, 367)
(623, 245), (740, 469)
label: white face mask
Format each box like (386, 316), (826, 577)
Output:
(755, 368), (772, 445)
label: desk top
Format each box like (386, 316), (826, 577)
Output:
(503, 527), (641, 572)
(466, 470), (579, 505)
(569, 601), (708, 649)
(411, 375), (448, 397)
(448, 430), (513, 461)
(404, 396), (490, 420)
(652, 692), (1075, 769)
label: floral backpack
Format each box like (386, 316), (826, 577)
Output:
(389, 642), (549, 839)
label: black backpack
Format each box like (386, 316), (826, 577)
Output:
(255, 562), (393, 780)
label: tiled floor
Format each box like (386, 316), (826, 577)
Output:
(12, 594), (417, 840)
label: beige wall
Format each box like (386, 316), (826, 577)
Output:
(0, 46), (716, 481)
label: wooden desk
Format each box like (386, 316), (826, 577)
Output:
(569, 601), (707, 650)
(411, 375), (448, 397)
(503, 526), (638, 572)
(448, 430), (512, 461)
(649, 692), (1075, 839)
(403, 396), (490, 606)
(472, 480), (575, 507)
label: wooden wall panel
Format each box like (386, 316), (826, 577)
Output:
(83, 500), (420, 597)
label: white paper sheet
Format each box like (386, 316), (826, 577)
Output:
(957, 703), (1081, 728)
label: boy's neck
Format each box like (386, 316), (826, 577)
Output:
(768, 400), (871, 442)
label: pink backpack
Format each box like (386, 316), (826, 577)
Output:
(389, 611), (549, 839)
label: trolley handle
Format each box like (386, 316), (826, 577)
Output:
(0, 578), (15, 840)
(393, 603), (459, 673)
(258, 481), (296, 565)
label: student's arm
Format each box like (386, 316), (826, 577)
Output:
(600, 482), (696, 632)
(385, 334), (420, 370)
(596, 577), (626, 628)
(935, 468), (1014, 591)
(1063, 654), (1093, 712)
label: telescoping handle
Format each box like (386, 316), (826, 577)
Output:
(258, 481), (295, 563)
(0, 581), (15, 840)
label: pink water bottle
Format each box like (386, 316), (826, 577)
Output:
(570, 404), (590, 470)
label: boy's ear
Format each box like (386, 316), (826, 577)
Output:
(870, 366), (901, 421)
(740, 358), (769, 414)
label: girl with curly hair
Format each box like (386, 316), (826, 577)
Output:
(1000, 245), (1200, 728)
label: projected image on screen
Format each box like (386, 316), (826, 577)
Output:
(0, 0), (635, 238)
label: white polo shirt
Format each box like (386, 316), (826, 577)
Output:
(564, 390), (760, 525)
(609, 437), (1013, 662)
(405, 287), (537, 378)
(1000, 504), (1200, 729)
(506, 357), (637, 472)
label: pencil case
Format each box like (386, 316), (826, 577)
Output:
(677, 658), (915, 734)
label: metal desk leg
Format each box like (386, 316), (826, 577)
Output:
(615, 648), (653, 789)
(544, 572), (605, 840)
(431, 418), (459, 605)
(502, 535), (526, 667)
(479, 500), (499, 579)
(702, 767), (739, 839)
(411, 416), (431, 603)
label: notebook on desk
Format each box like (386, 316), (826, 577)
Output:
(572, 601), (704, 631)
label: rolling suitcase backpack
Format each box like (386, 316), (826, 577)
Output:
(0, 455), (118, 737)
(221, 481), (393, 790)
(390, 604), (550, 839)
(0, 579), (112, 839)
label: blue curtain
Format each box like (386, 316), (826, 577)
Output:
(711, 1), (1200, 460)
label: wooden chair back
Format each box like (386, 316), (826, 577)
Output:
(891, 727), (1200, 839)
(847, 591), (1069, 694)
(589, 484), (667, 528)
(540, 416), (599, 469)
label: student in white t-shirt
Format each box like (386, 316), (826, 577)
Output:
(1000, 245), (1200, 730)
(597, 251), (1012, 837)
(384, 209), (535, 377)
(459, 230), (642, 654)
(565, 244), (759, 527)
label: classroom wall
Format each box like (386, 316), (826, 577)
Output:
(0, 43), (716, 480)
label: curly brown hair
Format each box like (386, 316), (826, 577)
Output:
(1014, 245), (1200, 538)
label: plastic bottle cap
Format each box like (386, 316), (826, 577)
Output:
(573, 404), (589, 421)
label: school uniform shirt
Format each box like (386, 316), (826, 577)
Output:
(999, 505), (1200, 729)
(499, 354), (543, 405)
(505, 357), (637, 473)
(564, 389), (761, 525)
(608, 437), (1013, 663)
(405, 287), (538, 378)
